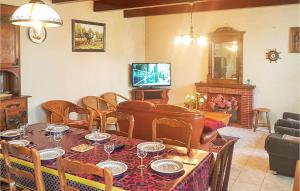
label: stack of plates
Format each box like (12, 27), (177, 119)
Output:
(8, 140), (30, 147)
(45, 124), (69, 133)
(97, 161), (128, 176)
(137, 142), (165, 153)
(85, 133), (110, 142)
(39, 148), (65, 161)
(0, 130), (21, 139)
(151, 159), (184, 174)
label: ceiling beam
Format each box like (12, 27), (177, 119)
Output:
(93, 0), (191, 12)
(52, 0), (88, 3)
(124, 0), (300, 18)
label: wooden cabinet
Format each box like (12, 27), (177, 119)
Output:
(0, 4), (30, 131)
(131, 89), (169, 104)
(0, 4), (20, 68)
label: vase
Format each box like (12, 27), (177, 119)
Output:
(229, 110), (238, 122)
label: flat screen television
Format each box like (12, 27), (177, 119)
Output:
(131, 63), (171, 87)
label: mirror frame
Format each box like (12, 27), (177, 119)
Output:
(207, 27), (245, 84)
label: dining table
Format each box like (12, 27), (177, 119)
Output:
(0, 123), (214, 191)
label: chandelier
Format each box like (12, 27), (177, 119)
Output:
(175, 3), (207, 46)
(10, 0), (63, 37)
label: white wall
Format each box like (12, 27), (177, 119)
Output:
(145, 4), (300, 122)
(2, 0), (145, 123)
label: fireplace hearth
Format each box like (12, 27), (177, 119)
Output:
(195, 82), (255, 128)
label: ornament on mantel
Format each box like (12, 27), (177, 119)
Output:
(265, 49), (281, 63)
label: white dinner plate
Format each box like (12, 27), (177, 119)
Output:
(151, 159), (184, 174)
(45, 124), (69, 133)
(39, 148), (65, 161)
(8, 140), (30, 147)
(0, 130), (20, 138)
(137, 142), (165, 153)
(97, 161), (128, 176)
(85, 133), (110, 142)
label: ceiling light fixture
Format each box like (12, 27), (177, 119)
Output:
(175, 2), (207, 46)
(10, 0), (63, 37)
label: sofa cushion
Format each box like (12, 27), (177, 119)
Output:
(203, 118), (225, 133)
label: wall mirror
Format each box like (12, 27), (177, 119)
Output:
(207, 27), (245, 84)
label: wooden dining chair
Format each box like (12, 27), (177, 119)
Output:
(152, 118), (192, 155)
(1, 140), (45, 191)
(104, 111), (134, 139)
(100, 92), (130, 109)
(42, 100), (94, 130)
(56, 157), (113, 191)
(82, 96), (117, 131)
(210, 139), (235, 191)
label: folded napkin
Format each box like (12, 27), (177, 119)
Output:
(71, 144), (94, 152)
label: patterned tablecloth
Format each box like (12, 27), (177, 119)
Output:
(0, 123), (213, 191)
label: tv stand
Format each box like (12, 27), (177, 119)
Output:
(131, 88), (170, 104)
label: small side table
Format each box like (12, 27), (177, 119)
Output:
(253, 108), (271, 133)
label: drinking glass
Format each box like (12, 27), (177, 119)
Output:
(104, 142), (115, 160)
(91, 127), (99, 135)
(53, 132), (64, 149)
(137, 149), (147, 169)
(154, 140), (163, 160)
(47, 123), (54, 142)
(91, 127), (100, 145)
(18, 123), (28, 139)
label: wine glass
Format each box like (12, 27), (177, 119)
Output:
(18, 123), (28, 139)
(47, 123), (54, 142)
(91, 127), (100, 145)
(91, 127), (99, 135)
(154, 140), (163, 160)
(104, 142), (115, 160)
(53, 132), (64, 149)
(137, 149), (147, 169)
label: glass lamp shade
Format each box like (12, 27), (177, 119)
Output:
(10, 0), (63, 28)
(175, 34), (207, 46)
(181, 35), (192, 46)
(197, 36), (208, 46)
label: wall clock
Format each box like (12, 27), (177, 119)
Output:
(28, 27), (47, 44)
(265, 49), (281, 63)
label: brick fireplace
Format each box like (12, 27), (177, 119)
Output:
(195, 82), (255, 128)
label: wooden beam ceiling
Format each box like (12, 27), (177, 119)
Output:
(123, 0), (300, 18)
(93, 0), (190, 12)
(53, 0), (300, 18)
(52, 0), (87, 3)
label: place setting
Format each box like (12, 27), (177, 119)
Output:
(136, 141), (185, 177)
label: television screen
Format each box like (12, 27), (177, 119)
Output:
(132, 63), (171, 87)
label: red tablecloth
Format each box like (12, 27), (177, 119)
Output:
(1, 123), (213, 191)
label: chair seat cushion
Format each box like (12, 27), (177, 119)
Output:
(203, 118), (225, 133)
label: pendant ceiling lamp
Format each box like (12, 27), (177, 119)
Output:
(175, 2), (207, 46)
(10, 0), (63, 37)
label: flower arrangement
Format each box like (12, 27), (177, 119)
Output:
(209, 94), (238, 112)
(184, 93), (207, 110)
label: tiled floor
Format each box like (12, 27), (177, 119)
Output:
(218, 126), (294, 191)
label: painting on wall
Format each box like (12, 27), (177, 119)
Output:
(72, 19), (105, 52)
(289, 27), (300, 53)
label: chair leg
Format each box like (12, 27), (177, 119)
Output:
(266, 112), (271, 133)
(253, 111), (258, 132)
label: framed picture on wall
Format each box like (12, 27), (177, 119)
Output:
(289, 27), (300, 53)
(72, 19), (105, 52)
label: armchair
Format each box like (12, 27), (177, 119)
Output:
(42, 100), (94, 130)
(265, 112), (300, 176)
(82, 96), (117, 132)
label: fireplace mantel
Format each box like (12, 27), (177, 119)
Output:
(195, 82), (255, 128)
(195, 82), (255, 89)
